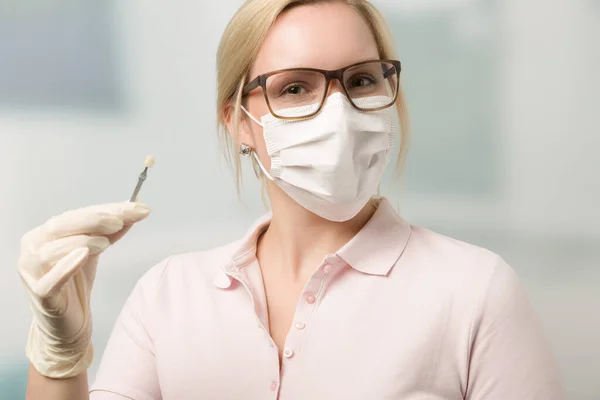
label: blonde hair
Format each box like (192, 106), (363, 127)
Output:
(216, 0), (409, 194)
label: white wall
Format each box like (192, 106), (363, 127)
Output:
(501, 0), (600, 238)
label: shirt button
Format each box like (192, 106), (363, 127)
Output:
(305, 293), (316, 304)
(270, 381), (278, 391)
(283, 348), (294, 358)
(295, 322), (306, 330)
(323, 264), (331, 273)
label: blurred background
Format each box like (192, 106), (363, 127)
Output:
(0, 0), (598, 398)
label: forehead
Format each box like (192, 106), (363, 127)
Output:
(250, 2), (380, 77)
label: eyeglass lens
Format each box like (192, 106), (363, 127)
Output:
(265, 61), (398, 118)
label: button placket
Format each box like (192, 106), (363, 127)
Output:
(231, 271), (279, 365)
(280, 263), (330, 366)
(224, 261), (281, 397)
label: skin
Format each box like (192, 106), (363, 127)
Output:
(227, 2), (383, 360)
(27, 366), (88, 400)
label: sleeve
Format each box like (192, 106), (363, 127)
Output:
(89, 258), (171, 400)
(465, 255), (565, 400)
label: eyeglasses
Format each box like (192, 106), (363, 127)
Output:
(241, 60), (401, 120)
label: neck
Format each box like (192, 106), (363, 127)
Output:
(258, 185), (377, 281)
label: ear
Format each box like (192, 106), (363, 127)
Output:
(224, 100), (255, 150)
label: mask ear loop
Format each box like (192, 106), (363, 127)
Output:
(239, 106), (275, 182)
(240, 105), (264, 127)
(251, 152), (275, 181)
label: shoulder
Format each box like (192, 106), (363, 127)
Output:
(405, 225), (513, 281)
(400, 225), (524, 315)
(131, 238), (243, 299)
(398, 226), (536, 343)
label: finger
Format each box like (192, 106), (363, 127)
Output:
(105, 223), (134, 245)
(23, 202), (150, 248)
(104, 199), (149, 244)
(25, 247), (90, 299)
(85, 202), (151, 224)
(42, 213), (124, 241)
(39, 235), (111, 266)
(99, 199), (147, 244)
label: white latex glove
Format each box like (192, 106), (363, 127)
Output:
(18, 202), (151, 379)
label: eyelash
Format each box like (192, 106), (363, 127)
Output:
(348, 74), (377, 87)
(276, 73), (378, 97)
(280, 82), (309, 96)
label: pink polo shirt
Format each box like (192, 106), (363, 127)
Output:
(89, 198), (564, 399)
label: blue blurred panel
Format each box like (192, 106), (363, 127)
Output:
(0, 1), (122, 111)
(386, 5), (499, 196)
(0, 363), (27, 400)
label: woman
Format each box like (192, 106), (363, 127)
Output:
(20, 0), (564, 399)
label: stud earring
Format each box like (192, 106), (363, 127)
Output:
(240, 143), (252, 156)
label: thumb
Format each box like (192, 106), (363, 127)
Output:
(106, 223), (134, 244)
(22, 247), (90, 299)
(107, 197), (148, 244)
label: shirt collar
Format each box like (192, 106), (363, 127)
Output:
(214, 197), (411, 288)
(230, 212), (272, 270)
(336, 197), (411, 276)
(213, 214), (271, 289)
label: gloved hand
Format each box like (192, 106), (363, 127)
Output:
(18, 202), (151, 379)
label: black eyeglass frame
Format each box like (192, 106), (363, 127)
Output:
(241, 59), (401, 121)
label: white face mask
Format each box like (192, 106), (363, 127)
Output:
(242, 92), (398, 222)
